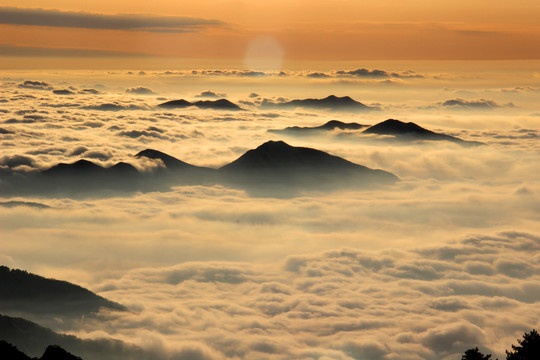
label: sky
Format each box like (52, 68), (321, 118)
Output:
(1, 2), (540, 360)
(2, 0), (540, 70)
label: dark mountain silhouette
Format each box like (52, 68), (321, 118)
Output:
(0, 315), (155, 360)
(35, 159), (143, 196)
(2, 143), (397, 198)
(268, 120), (368, 135)
(156, 99), (192, 108)
(219, 140), (397, 195)
(193, 99), (241, 110)
(43, 159), (106, 176)
(264, 95), (377, 111)
(363, 119), (481, 145)
(135, 149), (198, 170)
(135, 149), (217, 185)
(158, 98), (241, 110)
(40, 345), (82, 360)
(0, 340), (32, 360)
(0, 266), (125, 326)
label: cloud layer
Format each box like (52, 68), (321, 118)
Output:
(67, 232), (538, 360)
(1, 6), (224, 33)
(1, 67), (539, 360)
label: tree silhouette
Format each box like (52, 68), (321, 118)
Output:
(462, 347), (492, 360)
(506, 329), (540, 360)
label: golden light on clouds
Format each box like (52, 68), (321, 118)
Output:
(1, 3), (540, 360)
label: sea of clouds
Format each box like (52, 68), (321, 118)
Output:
(1, 66), (539, 359)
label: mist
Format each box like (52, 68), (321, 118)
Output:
(1, 62), (539, 360)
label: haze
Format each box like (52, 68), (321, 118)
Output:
(1, 2), (539, 360)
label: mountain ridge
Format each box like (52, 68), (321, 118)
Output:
(158, 98), (242, 110)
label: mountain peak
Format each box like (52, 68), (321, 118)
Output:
(256, 140), (291, 150)
(135, 148), (194, 169)
(364, 119), (433, 135)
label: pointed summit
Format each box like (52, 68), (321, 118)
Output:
(193, 99), (241, 110)
(268, 120), (367, 135)
(363, 119), (434, 136)
(219, 140), (398, 191)
(157, 98), (242, 110)
(267, 95), (376, 111)
(135, 149), (196, 169)
(157, 99), (192, 108)
(363, 119), (478, 144)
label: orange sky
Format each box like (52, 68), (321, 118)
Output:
(2, 0), (540, 68)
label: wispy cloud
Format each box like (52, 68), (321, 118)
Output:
(0, 7), (225, 33)
(1, 44), (155, 58)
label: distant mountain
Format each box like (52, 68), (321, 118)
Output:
(135, 149), (199, 170)
(0, 315), (154, 360)
(158, 98), (242, 110)
(264, 95), (377, 111)
(156, 99), (192, 108)
(135, 148), (217, 185)
(193, 99), (241, 110)
(363, 119), (480, 144)
(268, 120), (368, 135)
(36, 159), (143, 196)
(219, 140), (397, 194)
(43, 159), (140, 179)
(2, 143), (397, 198)
(0, 266), (125, 323)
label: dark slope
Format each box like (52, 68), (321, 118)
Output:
(135, 149), (198, 169)
(1, 159), (143, 197)
(158, 98), (241, 110)
(219, 140), (397, 195)
(363, 119), (481, 145)
(1, 144), (397, 198)
(193, 99), (241, 110)
(0, 266), (125, 321)
(0, 340), (32, 360)
(157, 99), (192, 108)
(265, 95), (377, 111)
(40, 345), (82, 360)
(268, 120), (367, 135)
(135, 148), (217, 185)
(0, 315), (154, 360)
(37, 159), (143, 196)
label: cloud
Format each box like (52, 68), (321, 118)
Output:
(125, 87), (155, 95)
(0, 154), (35, 168)
(441, 98), (513, 109)
(83, 150), (114, 161)
(421, 322), (487, 354)
(82, 103), (151, 111)
(78, 89), (102, 94)
(306, 72), (332, 78)
(17, 80), (52, 90)
(0, 6), (225, 33)
(53, 89), (75, 95)
(1, 69), (539, 360)
(1, 44), (155, 58)
(0, 200), (50, 209)
(117, 130), (168, 139)
(194, 70), (266, 77)
(42, 231), (534, 360)
(195, 91), (226, 99)
(68, 146), (89, 157)
(335, 68), (424, 79)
